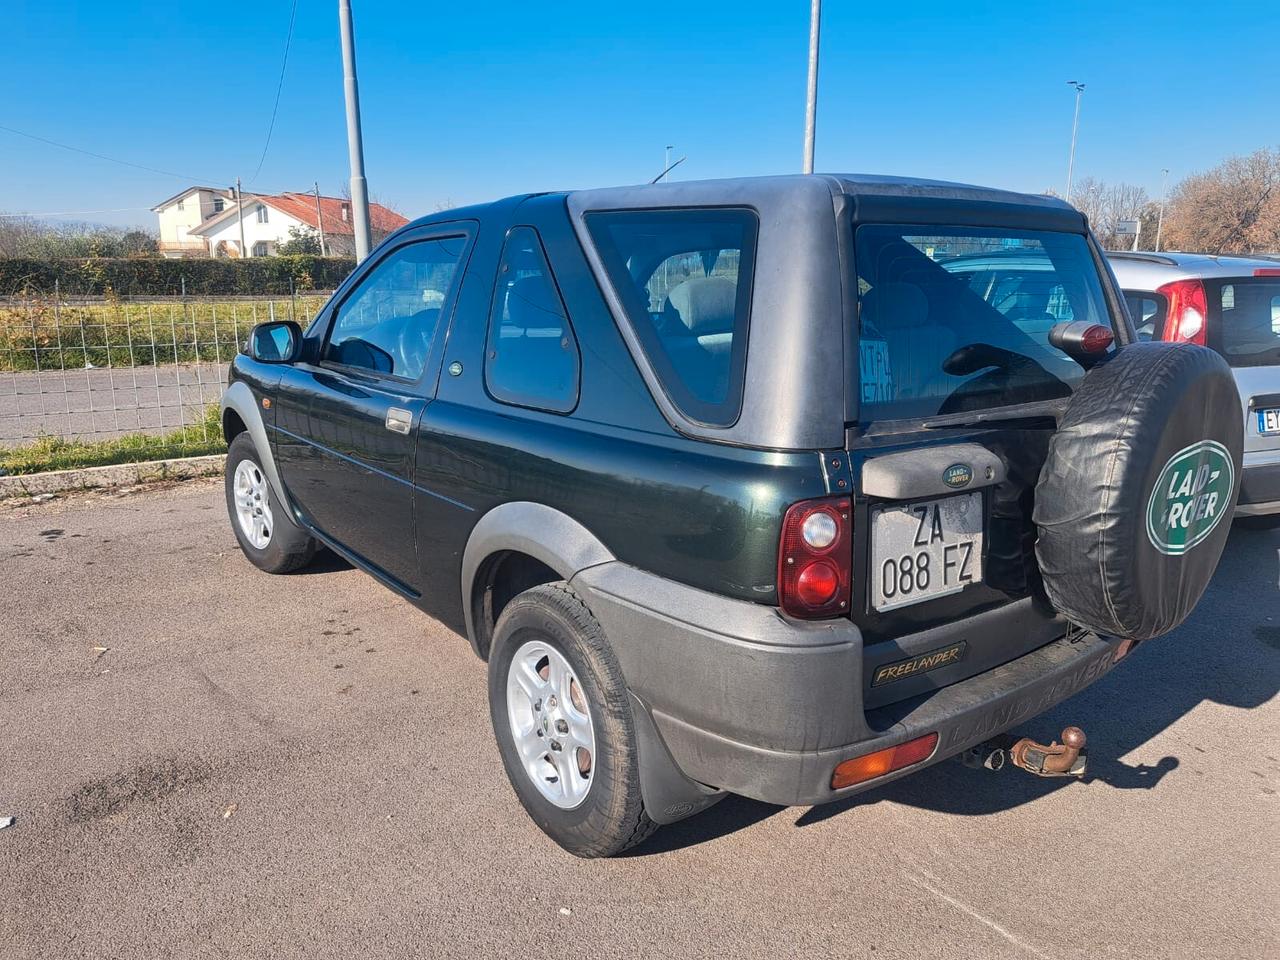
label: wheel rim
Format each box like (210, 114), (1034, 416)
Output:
(505, 640), (596, 810)
(232, 459), (273, 550)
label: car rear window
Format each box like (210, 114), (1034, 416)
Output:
(854, 224), (1113, 422)
(584, 208), (757, 426)
(1207, 278), (1280, 368)
(1123, 291), (1168, 341)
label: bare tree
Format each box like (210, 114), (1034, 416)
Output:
(1162, 147), (1280, 255)
(1069, 177), (1155, 249)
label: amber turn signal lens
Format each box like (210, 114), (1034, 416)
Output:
(830, 732), (939, 790)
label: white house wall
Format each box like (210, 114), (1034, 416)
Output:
(198, 202), (308, 258)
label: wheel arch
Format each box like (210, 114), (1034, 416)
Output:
(461, 501), (615, 660)
(220, 380), (295, 520)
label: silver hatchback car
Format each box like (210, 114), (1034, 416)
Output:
(1108, 251), (1280, 523)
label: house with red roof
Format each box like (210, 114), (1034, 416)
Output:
(154, 188), (409, 258)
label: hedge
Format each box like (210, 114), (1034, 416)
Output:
(0, 255), (356, 298)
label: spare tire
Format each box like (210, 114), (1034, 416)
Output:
(1034, 342), (1242, 641)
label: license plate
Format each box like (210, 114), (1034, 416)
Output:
(871, 493), (983, 612)
(1257, 408), (1280, 436)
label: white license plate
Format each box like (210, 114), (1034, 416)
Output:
(871, 493), (983, 612)
(1257, 408), (1280, 436)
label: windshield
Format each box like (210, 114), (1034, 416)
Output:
(1207, 278), (1280, 368)
(854, 224), (1114, 422)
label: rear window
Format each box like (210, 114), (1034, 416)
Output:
(1208, 278), (1280, 368)
(585, 208), (757, 426)
(854, 225), (1113, 422)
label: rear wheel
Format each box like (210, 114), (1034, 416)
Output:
(224, 432), (317, 574)
(488, 582), (657, 858)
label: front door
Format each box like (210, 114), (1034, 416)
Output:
(274, 227), (475, 592)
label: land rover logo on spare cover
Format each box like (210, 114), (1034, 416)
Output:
(943, 463), (972, 489)
(1146, 440), (1235, 556)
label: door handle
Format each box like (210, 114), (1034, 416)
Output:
(385, 407), (413, 435)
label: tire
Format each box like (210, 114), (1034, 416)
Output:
(1034, 342), (1243, 641)
(224, 432), (317, 574)
(488, 582), (657, 858)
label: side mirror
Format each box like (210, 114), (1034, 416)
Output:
(246, 320), (302, 364)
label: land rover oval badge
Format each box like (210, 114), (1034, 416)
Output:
(943, 463), (972, 489)
(1146, 440), (1234, 556)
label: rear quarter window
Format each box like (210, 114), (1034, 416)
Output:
(584, 208), (757, 426)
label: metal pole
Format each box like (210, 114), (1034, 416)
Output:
(313, 181), (327, 256)
(1065, 81), (1085, 202)
(1155, 167), (1169, 252)
(235, 177), (247, 259)
(802, 0), (821, 174)
(339, 0), (373, 263)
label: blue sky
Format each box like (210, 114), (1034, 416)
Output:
(3, 1), (1277, 227)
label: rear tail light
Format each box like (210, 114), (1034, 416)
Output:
(1254, 268), (1280, 277)
(831, 732), (939, 789)
(778, 496), (851, 619)
(1156, 278), (1208, 345)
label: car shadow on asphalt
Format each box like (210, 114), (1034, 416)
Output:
(629, 525), (1279, 854)
(291, 546), (353, 575)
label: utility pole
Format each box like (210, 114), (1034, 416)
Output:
(338, 0), (373, 262)
(235, 177), (247, 258)
(1064, 81), (1085, 203)
(802, 0), (821, 174)
(313, 181), (328, 256)
(1155, 167), (1169, 252)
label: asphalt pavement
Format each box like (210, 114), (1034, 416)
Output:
(1, 478), (1276, 959)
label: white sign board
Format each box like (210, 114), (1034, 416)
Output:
(1115, 219), (1140, 236)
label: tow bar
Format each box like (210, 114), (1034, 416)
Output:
(959, 726), (1088, 779)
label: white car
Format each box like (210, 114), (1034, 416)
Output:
(1108, 251), (1280, 524)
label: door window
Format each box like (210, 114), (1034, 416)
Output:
(485, 227), (580, 413)
(324, 236), (466, 379)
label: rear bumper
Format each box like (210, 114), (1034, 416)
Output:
(1236, 456), (1280, 515)
(572, 561), (1122, 808)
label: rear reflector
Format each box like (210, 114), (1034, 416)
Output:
(830, 732), (939, 790)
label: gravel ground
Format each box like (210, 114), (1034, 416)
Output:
(0, 478), (1276, 959)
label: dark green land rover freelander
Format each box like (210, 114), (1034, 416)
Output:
(221, 175), (1243, 857)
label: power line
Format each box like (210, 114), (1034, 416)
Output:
(0, 122), (215, 182)
(248, 0), (300, 184)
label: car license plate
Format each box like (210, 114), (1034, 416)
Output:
(871, 492), (983, 612)
(1257, 408), (1280, 436)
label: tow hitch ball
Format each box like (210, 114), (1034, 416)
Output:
(959, 726), (1088, 778)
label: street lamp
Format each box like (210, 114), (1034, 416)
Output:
(802, 0), (821, 173)
(1064, 80), (1085, 203)
(1156, 167), (1170, 252)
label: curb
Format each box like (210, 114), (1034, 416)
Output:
(0, 454), (226, 500)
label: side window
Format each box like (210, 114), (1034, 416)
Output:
(584, 208), (757, 426)
(1123, 291), (1167, 341)
(484, 227), (580, 413)
(324, 236), (465, 379)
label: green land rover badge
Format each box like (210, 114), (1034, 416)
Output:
(1145, 440), (1234, 556)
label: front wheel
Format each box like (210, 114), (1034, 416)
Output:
(488, 582), (657, 858)
(224, 432), (317, 574)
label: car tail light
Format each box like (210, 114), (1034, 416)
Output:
(1156, 278), (1208, 345)
(1254, 268), (1280, 277)
(831, 732), (939, 789)
(778, 496), (851, 619)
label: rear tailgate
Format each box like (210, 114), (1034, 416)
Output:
(1203, 276), (1280, 458)
(846, 221), (1120, 707)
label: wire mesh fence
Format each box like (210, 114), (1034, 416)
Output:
(0, 290), (330, 471)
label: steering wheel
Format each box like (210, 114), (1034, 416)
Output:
(395, 311), (435, 377)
